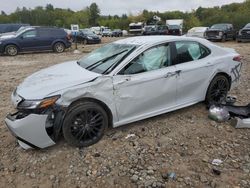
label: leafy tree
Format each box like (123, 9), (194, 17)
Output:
(88, 3), (100, 26)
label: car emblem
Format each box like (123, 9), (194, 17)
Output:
(247, 31), (250, 34)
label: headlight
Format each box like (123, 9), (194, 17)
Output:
(87, 36), (93, 39)
(18, 95), (60, 109)
(238, 30), (242, 35)
(219, 32), (223, 36)
(0, 41), (2, 45)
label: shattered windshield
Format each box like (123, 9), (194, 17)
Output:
(211, 24), (227, 30)
(78, 43), (137, 74)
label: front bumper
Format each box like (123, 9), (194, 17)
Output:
(237, 35), (250, 41)
(206, 35), (223, 40)
(88, 39), (101, 44)
(5, 113), (56, 149)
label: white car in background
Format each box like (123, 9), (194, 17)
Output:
(187, 27), (209, 38)
(5, 36), (242, 149)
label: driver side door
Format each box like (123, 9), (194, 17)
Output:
(112, 43), (178, 125)
(18, 29), (40, 51)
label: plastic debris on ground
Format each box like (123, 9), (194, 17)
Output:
(167, 172), (177, 181)
(208, 96), (250, 128)
(212, 159), (223, 166)
(125, 134), (136, 139)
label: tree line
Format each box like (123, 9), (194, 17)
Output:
(0, 0), (250, 32)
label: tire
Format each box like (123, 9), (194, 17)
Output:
(53, 42), (65, 53)
(205, 75), (230, 106)
(63, 101), (108, 147)
(5, 45), (18, 56)
(221, 35), (226, 42)
(83, 39), (87, 45)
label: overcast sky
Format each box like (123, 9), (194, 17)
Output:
(1, 0), (245, 15)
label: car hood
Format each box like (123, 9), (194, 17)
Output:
(16, 61), (101, 99)
(0, 34), (15, 40)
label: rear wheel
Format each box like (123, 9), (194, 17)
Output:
(5, 45), (18, 56)
(63, 101), (108, 147)
(206, 75), (230, 105)
(53, 42), (65, 53)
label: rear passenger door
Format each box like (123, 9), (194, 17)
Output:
(173, 41), (213, 105)
(37, 28), (54, 50)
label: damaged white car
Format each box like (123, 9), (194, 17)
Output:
(5, 36), (242, 149)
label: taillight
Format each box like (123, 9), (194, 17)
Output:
(66, 34), (71, 40)
(233, 55), (243, 62)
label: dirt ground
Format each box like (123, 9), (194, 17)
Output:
(0, 37), (250, 188)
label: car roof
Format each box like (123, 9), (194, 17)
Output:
(114, 36), (209, 47)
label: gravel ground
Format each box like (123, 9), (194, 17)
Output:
(0, 38), (250, 188)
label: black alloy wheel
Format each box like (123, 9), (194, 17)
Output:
(206, 75), (230, 105)
(63, 101), (108, 147)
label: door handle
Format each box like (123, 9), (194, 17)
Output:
(164, 72), (177, 78)
(205, 62), (212, 67)
(164, 70), (181, 78)
(115, 77), (131, 85)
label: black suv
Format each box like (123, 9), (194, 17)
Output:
(0, 27), (71, 56)
(237, 23), (250, 42)
(205, 23), (236, 42)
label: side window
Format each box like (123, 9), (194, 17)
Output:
(119, 44), (171, 75)
(38, 29), (50, 37)
(175, 41), (210, 64)
(22, 30), (37, 38)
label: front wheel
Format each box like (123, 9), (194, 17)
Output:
(53, 42), (65, 53)
(205, 75), (230, 105)
(221, 35), (226, 42)
(63, 101), (108, 147)
(5, 45), (18, 56)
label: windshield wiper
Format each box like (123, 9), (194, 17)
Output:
(85, 49), (129, 71)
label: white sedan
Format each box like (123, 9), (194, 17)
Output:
(5, 36), (242, 149)
(186, 27), (209, 38)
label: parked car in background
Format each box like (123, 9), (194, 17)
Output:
(0, 26), (32, 39)
(74, 29), (101, 44)
(0, 23), (30, 35)
(168, 25), (182, 36)
(5, 36), (242, 149)
(111, 29), (123, 37)
(0, 27), (71, 56)
(237, 23), (250, 42)
(186, 27), (208, 38)
(102, 29), (112, 37)
(205, 23), (236, 42)
(129, 22), (144, 35)
(143, 25), (169, 35)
